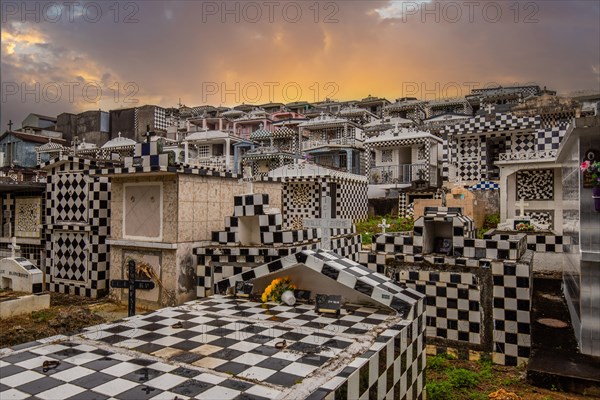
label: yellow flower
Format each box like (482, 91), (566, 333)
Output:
(261, 293), (267, 302)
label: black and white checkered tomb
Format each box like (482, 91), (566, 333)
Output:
(41, 156), (111, 298)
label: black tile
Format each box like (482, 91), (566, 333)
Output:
(0, 351), (38, 364)
(255, 357), (292, 371)
(83, 357), (121, 371)
(170, 367), (201, 378)
(209, 338), (239, 348)
(172, 340), (204, 351)
(221, 378), (253, 391)
(17, 377), (62, 395)
(250, 345), (280, 357)
(171, 379), (213, 397)
(122, 367), (164, 383)
(211, 348), (245, 361)
(265, 371), (303, 387)
(118, 385), (162, 400)
(214, 361), (249, 376)
(71, 372), (115, 389)
(169, 352), (203, 364)
(0, 364), (26, 378)
(65, 390), (109, 400)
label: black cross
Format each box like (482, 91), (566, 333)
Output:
(145, 125), (156, 143)
(8, 120), (13, 131)
(110, 260), (155, 317)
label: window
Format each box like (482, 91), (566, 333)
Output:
(197, 145), (210, 158)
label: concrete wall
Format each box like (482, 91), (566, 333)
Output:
(108, 173), (282, 307)
(56, 113), (78, 144)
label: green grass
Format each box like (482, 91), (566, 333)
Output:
(356, 215), (414, 244)
(426, 355), (501, 400)
(476, 213), (501, 238)
(31, 309), (55, 322)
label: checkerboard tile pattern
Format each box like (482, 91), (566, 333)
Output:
(516, 169), (554, 200)
(215, 250), (425, 320)
(0, 193), (45, 267)
(0, 288), (425, 400)
(280, 176), (368, 228)
(43, 157), (111, 298)
(399, 270), (482, 344)
(440, 113), (543, 182)
(492, 256), (532, 366)
(524, 233), (571, 253)
(198, 190), (363, 298)
(536, 124), (568, 151)
(0, 337), (285, 400)
(469, 180), (500, 191)
(356, 209), (534, 366)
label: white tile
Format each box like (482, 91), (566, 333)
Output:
(201, 386), (241, 400)
(93, 378), (138, 396)
(37, 383), (85, 400)
(51, 365), (95, 382)
(231, 352), (268, 366)
(0, 388), (30, 400)
(195, 372), (226, 385)
(281, 362), (318, 377)
(244, 385), (282, 398)
(1, 369), (45, 387)
(237, 366), (276, 381)
(63, 352), (104, 365)
(143, 373), (188, 391)
(102, 362), (144, 377)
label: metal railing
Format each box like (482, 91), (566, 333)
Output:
(187, 156), (231, 171)
(369, 163), (429, 185)
(302, 138), (362, 150)
(498, 149), (558, 162)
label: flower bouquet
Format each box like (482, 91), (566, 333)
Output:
(261, 277), (296, 303)
(515, 222), (534, 232)
(581, 160), (600, 211)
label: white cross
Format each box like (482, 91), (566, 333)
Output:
(517, 198), (529, 217)
(303, 196), (351, 251)
(484, 104), (495, 114)
(9, 237), (20, 258)
(242, 166), (254, 194)
(378, 218), (390, 234)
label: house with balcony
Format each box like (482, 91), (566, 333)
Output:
(441, 113), (546, 182)
(232, 108), (272, 139)
(241, 124), (296, 178)
(338, 105), (380, 126)
(495, 122), (570, 231)
(383, 98), (427, 124)
(181, 129), (247, 171)
(355, 95), (390, 117)
(298, 113), (365, 175)
(365, 125), (442, 199)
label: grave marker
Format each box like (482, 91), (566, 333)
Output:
(378, 218), (390, 234)
(303, 196), (351, 250)
(110, 260), (155, 317)
(8, 237), (20, 258)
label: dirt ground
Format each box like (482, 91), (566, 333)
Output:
(0, 290), (596, 399)
(0, 290), (128, 348)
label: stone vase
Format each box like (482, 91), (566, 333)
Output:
(281, 290), (296, 306)
(593, 187), (600, 212)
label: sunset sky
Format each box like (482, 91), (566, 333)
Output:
(1, 0), (599, 129)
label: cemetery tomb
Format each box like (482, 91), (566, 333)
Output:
(358, 207), (534, 366)
(40, 156), (112, 298)
(96, 141), (283, 308)
(0, 249), (425, 400)
(0, 257), (43, 293)
(196, 193), (362, 298)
